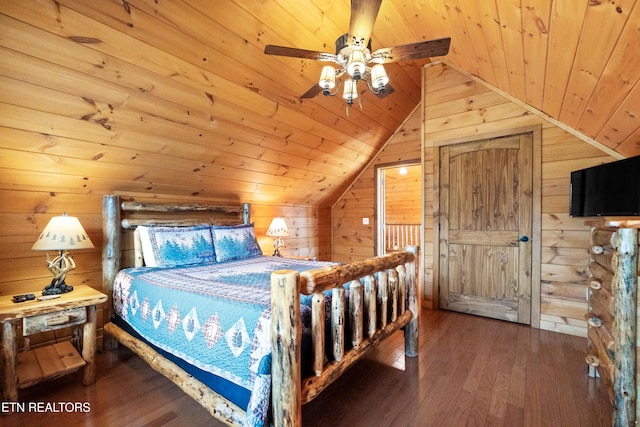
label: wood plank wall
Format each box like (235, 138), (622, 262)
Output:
(384, 164), (422, 224)
(332, 62), (617, 337)
(0, 191), (329, 349)
(333, 106), (424, 262)
(0, 2), (336, 349)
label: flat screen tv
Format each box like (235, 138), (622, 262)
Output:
(569, 155), (640, 217)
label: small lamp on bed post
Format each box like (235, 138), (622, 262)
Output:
(32, 213), (95, 296)
(266, 217), (289, 257)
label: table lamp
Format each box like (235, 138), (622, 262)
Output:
(266, 217), (289, 257)
(32, 213), (94, 295)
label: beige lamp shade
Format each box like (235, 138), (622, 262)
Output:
(32, 213), (95, 251)
(266, 217), (289, 257)
(266, 217), (289, 237)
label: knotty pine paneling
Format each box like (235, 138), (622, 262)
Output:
(1, 0), (339, 321)
(424, 63), (616, 335)
(0, 189), (330, 352)
(332, 63), (618, 336)
(333, 105), (423, 264)
(0, 1), (390, 208)
(384, 164), (421, 224)
(1, 0), (637, 352)
(0, 192), (330, 296)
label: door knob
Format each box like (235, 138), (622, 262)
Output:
(520, 236), (529, 242)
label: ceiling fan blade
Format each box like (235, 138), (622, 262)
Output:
(371, 37), (451, 63)
(264, 45), (337, 62)
(300, 84), (323, 99)
(348, 0), (383, 48)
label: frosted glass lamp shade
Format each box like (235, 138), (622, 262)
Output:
(346, 49), (366, 80)
(342, 79), (358, 105)
(371, 64), (389, 89)
(319, 66), (336, 91)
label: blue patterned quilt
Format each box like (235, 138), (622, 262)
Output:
(112, 256), (332, 427)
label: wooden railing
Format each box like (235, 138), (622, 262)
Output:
(385, 223), (420, 252)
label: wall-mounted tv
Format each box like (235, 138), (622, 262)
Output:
(569, 155), (640, 217)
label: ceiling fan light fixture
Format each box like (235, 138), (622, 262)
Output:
(346, 49), (366, 81)
(371, 64), (389, 91)
(342, 79), (358, 105)
(263, 1), (451, 110)
(319, 65), (337, 95)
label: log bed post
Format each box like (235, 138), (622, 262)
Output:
(271, 269), (302, 427)
(102, 195), (121, 350)
(612, 228), (637, 426)
(242, 203), (250, 224)
(404, 245), (419, 357)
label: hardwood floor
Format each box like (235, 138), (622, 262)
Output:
(1, 310), (612, 426)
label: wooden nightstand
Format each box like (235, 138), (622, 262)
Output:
(0, 285), (107, 401)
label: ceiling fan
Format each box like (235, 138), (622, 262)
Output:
(264, 0), (451, 106)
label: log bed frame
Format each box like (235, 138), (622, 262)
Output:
(101, 195), (419, 426)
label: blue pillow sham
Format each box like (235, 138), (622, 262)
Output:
(138, 225), (215, 267)
(210, 223), (262, 263)
(138, 223), (262, 266)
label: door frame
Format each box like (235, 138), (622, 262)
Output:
(432, 125), (542, 328)
(374, 160), (422, 257)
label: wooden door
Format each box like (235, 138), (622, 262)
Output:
(438, 133), (532, 324)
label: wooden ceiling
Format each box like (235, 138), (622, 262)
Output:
(2, 0), (639, 207)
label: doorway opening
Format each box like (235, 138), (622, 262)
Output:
(375, 162), (422, 257)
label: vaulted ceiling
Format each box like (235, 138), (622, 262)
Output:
(2, 0), (639, 207)
(257, 0), (640, 157)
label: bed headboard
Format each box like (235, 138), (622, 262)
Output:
(101, 194), (249, 349)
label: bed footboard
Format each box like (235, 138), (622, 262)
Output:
(271, 246), (419, 427)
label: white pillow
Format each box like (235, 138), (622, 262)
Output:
(137, 226), (157, 267)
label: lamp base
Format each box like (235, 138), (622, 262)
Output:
(272, 236), (284, 257)
(42, 277), (74, 296)
(42, 250), (76, 295)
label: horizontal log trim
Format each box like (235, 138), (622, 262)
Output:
(299, 250), (416, 294)
(300, 309), (413, 404)
(588, 325), (614, 386)
(121, 201), (245, 213)
(591, 249), (614, 270)
(589, 287), (614, 326)
(104, 322), (246, 426)
(590, 228), (616, 248)
(585, 353), (600, 367)
(585, 221), (640, 230)
(588, 276), (602, 290)
(589, 260), (613, 292)
(121, 218), (241, 229)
